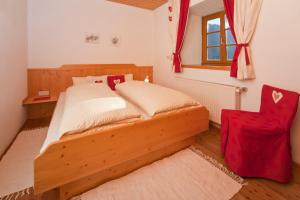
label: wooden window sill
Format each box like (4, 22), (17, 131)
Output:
(182, 65), (230, 71)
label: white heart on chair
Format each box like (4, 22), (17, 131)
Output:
(272, 90), (283, 104)
(114, 79), (121, 85)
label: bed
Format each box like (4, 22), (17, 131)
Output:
(32, 66), (209, 200)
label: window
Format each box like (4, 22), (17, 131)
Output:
(202, 11), (236, 66)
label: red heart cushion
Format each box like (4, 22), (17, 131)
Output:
(107, 75), (125, 90)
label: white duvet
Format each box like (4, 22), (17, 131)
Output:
(40, 84), (141, 153)
(41, 82), (199, 153)
(116, 81), (200, 116)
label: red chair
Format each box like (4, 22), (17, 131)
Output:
(221, 85), (299, 183)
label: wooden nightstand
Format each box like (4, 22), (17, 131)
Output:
(23, 96), (58, 119)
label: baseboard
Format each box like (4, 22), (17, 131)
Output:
(209, 120), (220, 129)
(0, 123), (25, 161)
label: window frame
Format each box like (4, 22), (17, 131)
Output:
(202, 11), (235, 66)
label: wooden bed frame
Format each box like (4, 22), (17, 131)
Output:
(31, 64), (209, 200)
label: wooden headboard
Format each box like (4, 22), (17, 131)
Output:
(27, 64), (153, 96)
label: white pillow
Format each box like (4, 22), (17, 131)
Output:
(116, 81), (199, 116)
(72, 77), (90, 86)
(87, 75), (108, 84)
(72, 74), (133, 86)
(125, 74), (133, 81)
(89, 74), (133, 82)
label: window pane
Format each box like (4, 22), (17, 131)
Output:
(226, 29), (235, 45)
(225, 15), (230, 29)
(226, 45), (236, 60)
(207, 18), (220, 32)
(207, 32), (220, 46)
(207, 47), (220, 60)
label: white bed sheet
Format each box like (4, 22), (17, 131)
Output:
(40, 92), (149, 153)
(40, 92), (66, 153)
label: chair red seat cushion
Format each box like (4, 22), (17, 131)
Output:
(232, 113), (282, 133)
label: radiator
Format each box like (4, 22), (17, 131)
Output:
(174, 77), (247, 124)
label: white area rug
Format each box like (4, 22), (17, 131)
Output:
(74, 147), (244, 200)
(0, 128), (48, 199)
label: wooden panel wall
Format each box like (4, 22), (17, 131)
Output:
(27, 64), (153, 97)
(107, 0), (167, 10)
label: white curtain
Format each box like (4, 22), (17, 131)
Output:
(234, 0), (263, 80)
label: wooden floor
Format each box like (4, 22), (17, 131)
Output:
(22, 118), (300, 200)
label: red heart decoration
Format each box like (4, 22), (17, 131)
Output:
(272, 90), (283, 104)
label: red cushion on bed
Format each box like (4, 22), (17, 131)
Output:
(107, 75), (125, 90)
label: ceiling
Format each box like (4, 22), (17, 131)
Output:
(107, 0), (168, 10)
(190, 0), (224, 17)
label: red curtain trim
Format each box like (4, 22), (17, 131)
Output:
(173, 0), (190, 73)
(224, 0), (251, 78)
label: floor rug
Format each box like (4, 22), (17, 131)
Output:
(0, 128), (48, 200)
(74, 146), (244, 200)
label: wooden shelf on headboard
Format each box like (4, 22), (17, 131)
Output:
(23, 95), (58, 119)
(23, 95), (58, 105)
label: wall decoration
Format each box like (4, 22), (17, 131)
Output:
(111, 36), (121, 47)
(85, 33), (100, 44)
(168, 0), (180, 62)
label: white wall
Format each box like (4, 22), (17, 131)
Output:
(27, 0), (154, 68)
(181, 14), (202, 65)
(0, 0), (28, 155)
(154, 1), (300, 164)
(182, 0), (224, 65)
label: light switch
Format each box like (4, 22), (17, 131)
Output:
(38, 90), (50, 96)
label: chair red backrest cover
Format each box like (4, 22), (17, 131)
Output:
(260, 85), (300, 131)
